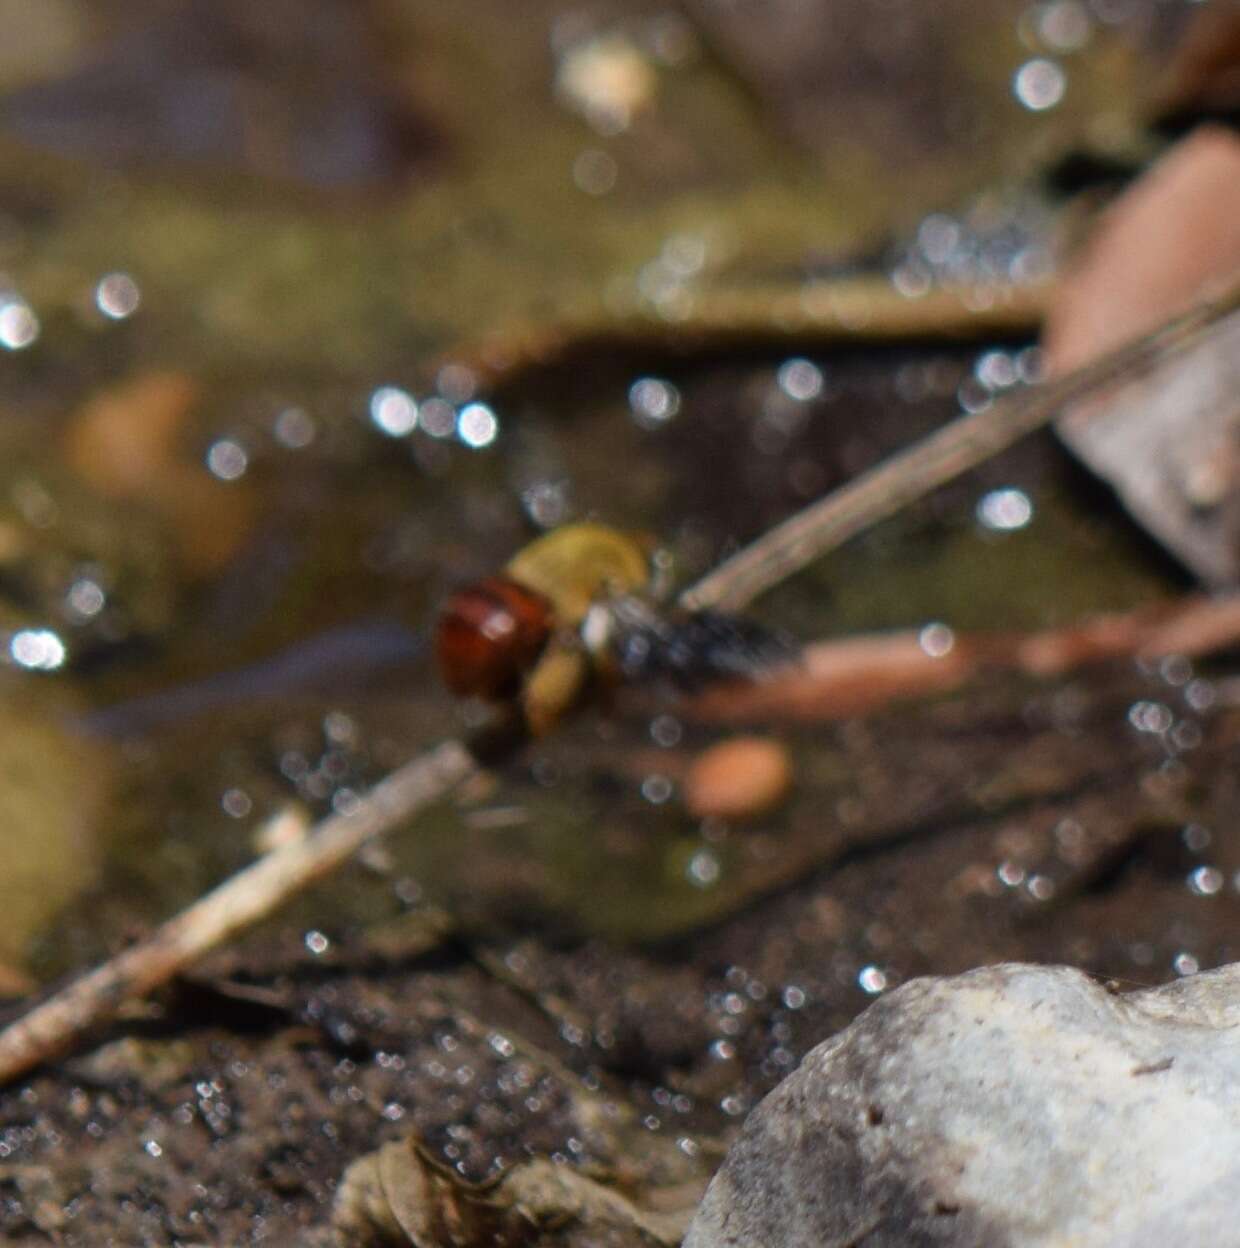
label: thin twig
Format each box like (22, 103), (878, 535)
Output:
(680, 273), (1240, 612)
(0, 741), (475, 1085)
(2, 275), (1239, 1088)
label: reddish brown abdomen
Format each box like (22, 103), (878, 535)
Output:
(435, 576), (553, 698)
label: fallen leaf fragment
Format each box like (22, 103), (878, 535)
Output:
(63, 371), (255, 577)
(335, 1134), (698, 1247)
(682, 736), (793, 820)
(1043, 128), (1240, 583)
(1044, 126), (1240, 377)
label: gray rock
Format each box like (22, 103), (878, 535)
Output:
(686, 962), (1240, 1248)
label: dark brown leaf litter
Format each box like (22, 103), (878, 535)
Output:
(3, 0), (442, 192)
(4, 652), (1240, 1242)
(680, 0), (1190, 229)
(1156, 3), (1240, 120)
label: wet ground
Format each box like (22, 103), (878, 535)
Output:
(0, 1), (1232, 1243)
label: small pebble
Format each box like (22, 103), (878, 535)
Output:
(683, 736), (792, 820)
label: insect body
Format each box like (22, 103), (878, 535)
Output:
(436, 522), (652, 734)
(436, 521), (795, 734)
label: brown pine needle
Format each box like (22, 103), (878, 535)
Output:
(682, 594), (1240, 723)
(2, 272), (1240, 1087)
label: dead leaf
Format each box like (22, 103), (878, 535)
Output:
(334, 1134), (699, 1248)
(1044, 127), (1240, 376)
(63, 371), (255, 577)
(683, 736), (793, 820)
(1043, 127), (1240, 584)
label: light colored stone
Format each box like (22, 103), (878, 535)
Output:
(686, 961), (1240, 1248)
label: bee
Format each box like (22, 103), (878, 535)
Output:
(436, 522), (794, 734)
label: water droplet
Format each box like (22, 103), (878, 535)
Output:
(1016, 346), (1044, 383)
(1160, 654), (1192, 686)
(917, 213), (961, 265)
(1036, 0), (1091, 52)
(0, 297), (38, 350)
(418, 397), (456, 439)
(332, 788), (361, 816)
(641, 773), (673, 804)
(436, 363), (477, 404)
(221, 788), (252, 819)
(1185, 679), (1216, 712)
(273, 406), (316, 449)
(974, 350), (1019, 391)
(1183, 824), (1211, 852)
(858, 965), (888, 994)
(1188, 865), (1223, 896)
(65, 577), (106, 620)
(976, 487), (1033, 532)
(776, 358), (824, 401)
(782, 984), (807, 1009)
(629, 377), (680, 428)
(206, 439), (248, 481)
(521, 479), (572, 529)
(1013, 57), (1066, 110)
(1128, 701), (1172, 734)
(556, 33), (656, 133)
(891, 259), (932, 299)
(686, 848), (721, 888)
(488, 1033), (515, 1058)
(369, 386), (418, 437)
(9, 628), (66, 670)
(918, 622), (955, 658)
(457, 402), (499, 449)
(95, 272), (141, 320)
(1026, 874), (1055, 901)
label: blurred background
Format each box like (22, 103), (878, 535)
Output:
(0, 1), (1237, 1242)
